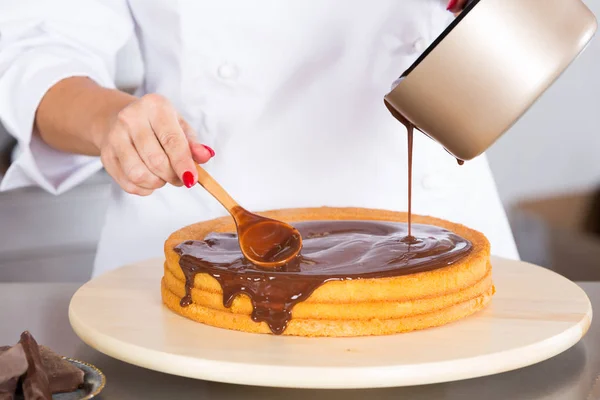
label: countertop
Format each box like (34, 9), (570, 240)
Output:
(1, 282), (599, 399)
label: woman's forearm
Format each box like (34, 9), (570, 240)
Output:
(35, 77), (136, 156)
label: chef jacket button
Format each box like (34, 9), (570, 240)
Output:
(217, 63), (239, 80)
(412, 38), (427, 53)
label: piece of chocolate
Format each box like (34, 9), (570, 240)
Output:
(0, 344), (28, 400)
(0, 378), (18, 400)
(19, 332), (51, 400)
(39, 346), (84, 394)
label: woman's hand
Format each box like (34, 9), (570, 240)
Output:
(36, 77), (214, 196)
(98, 93), (214, 196)
(447, 0), (468, 14)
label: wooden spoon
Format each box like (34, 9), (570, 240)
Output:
(194, 164), (302, 268)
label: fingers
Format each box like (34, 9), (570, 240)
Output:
(103, 117), (166, 194)
(190, 142), (215, 164)
(447, 0), (468, 14)
(100, 149), (155, 197)
(124, 107), (182, 186)
(101, 93), (215, 196)
(112, 134), (167, 191)
(142, 94), (197, 186)
(179, 117), (214, 164)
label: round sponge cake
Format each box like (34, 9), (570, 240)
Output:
(162, 207), (493, 337)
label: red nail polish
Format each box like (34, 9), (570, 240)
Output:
(203, 145), (215, 157)
(447, 0), (458, 10)
(182, 171), (195, 188)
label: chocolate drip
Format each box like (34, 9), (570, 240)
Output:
(457, 159), (464, 165)
(175, 220), (472, 334)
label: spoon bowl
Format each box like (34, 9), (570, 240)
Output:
(194, 165), (303, 267)
(236, 215), (302, 268)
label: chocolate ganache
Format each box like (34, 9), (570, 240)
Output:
(175, 220), (472, 335)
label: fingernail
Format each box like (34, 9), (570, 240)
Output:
(447, 0), (458, 10)
(203, 145), (215, 157)
(182, 171), (195, 188)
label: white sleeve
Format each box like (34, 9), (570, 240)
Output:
(0, 0), (134, 195)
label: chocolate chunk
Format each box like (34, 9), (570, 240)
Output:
(39, 346), (84, 394)
(0, 378), (19, 400)
(19, 332), (51, 400)
(0, 344), (28, 400)
(2, 339), (86, 397)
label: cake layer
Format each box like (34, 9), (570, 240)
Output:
(161, 279), (494, 337)
(162, 263), (493, 320)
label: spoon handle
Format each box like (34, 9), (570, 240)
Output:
(194, 164), (239, 213)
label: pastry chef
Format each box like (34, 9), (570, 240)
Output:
(0, 0), (517, 277)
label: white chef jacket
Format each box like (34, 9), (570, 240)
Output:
(0, 0), (519, 277)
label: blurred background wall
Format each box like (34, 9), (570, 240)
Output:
(1, 0), (599, 282)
